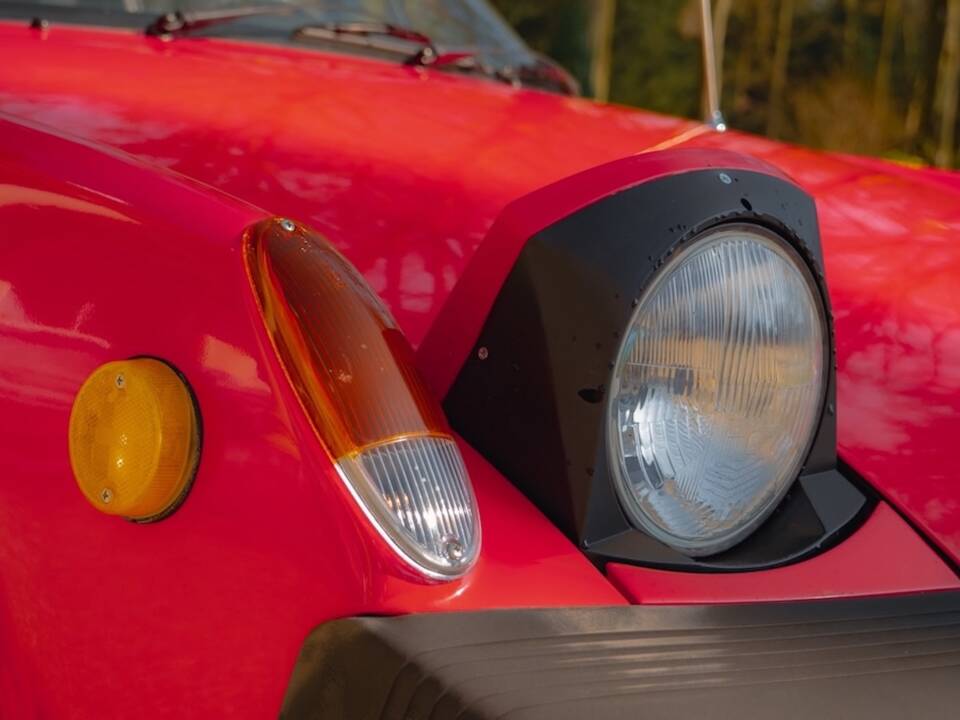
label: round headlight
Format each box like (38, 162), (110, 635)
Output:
(607, 224), (827, 556)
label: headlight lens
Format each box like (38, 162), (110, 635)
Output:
(608, 225), (826, 556)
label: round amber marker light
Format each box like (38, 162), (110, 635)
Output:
(68, 359), (200, 521)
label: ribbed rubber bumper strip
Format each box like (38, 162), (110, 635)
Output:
(281, 591), (960, 719)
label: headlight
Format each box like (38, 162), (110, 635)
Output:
(443, 163), (862, 572)
(607, 225), (827, 556)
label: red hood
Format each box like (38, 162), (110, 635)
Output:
(2, 22), (958, 562)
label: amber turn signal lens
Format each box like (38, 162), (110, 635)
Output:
(68, 358), (200, 521)
(244, 218), (480, 578)
(244, 218), (447, 456)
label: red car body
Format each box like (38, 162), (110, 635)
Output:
(1, 19), (959, 718)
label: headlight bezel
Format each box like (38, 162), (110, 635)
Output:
(443, 164), (872, 572)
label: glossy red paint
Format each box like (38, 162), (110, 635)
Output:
(1, 18), (960, 716)
(0, 21), (692, 350)
(0, 117), (624, 719)
(2, 27), (955, 571)
(608, 503), (960, 605)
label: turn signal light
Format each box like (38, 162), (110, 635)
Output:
(68, 358), (201, 521)
(243, 218), (480, 578)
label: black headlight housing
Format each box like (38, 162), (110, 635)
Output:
(444, 166), (871, 571)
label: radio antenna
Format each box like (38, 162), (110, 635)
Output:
(700, 0), (727, 131)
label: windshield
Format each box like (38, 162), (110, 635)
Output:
(0, 0), (561, 87)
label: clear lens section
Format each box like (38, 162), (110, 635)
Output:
(608, 226), (826, 556)
(337, 436), (480, 577)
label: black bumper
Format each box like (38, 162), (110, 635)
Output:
(281, 592), (960, 719)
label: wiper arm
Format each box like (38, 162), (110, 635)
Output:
(292, 21), (474, 68)
(146, 5), (292, 38)
(511, 55), (580, 96)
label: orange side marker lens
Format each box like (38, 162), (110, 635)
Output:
(68, 358), (200, 521)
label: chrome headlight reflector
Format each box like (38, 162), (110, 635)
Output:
(608, 225), (827, 556)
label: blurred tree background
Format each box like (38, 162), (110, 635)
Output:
(490, 0), (960, 168)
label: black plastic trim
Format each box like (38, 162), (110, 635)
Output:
(281, 591), (960, 719)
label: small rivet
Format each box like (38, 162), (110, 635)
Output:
(719, 172), (733, 185)
(115, 373), (125, 389)
(279, 218), (296, 232)
(443, 537), (465, 562)
(477, 347), (489, 360)
(100, 488), (114, 504)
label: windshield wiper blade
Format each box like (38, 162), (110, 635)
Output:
(292, 21), (475, 68)
(294, 21), (431, 46)
(146, 5), (292, 38)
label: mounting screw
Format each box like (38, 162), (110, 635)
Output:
(718, 172), (733, 185)
(29, 17), (49, 30)
(443, 537), (465, 563)
(115, 373), (125, 389)
(279, 218), (296, 232)
(100, 488), (114, 504)
(477, 346), (489, 360)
